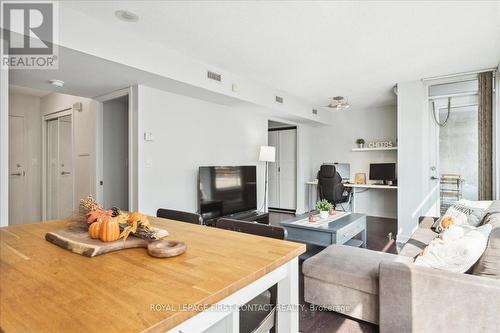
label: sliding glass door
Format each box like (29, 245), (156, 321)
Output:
(430, 79), (480, 214)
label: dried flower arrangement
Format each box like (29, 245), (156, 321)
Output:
(78, 196), (167, 242)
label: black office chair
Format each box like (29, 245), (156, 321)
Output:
(156, 208), (203, 225)
(317, 164), (350, 209)
(216, 218), (284, 333)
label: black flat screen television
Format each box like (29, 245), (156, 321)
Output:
(198, 166), (257, 220)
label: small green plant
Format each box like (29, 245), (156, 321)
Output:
(356, 138), (366, 145)
(316, 199), (334, 212)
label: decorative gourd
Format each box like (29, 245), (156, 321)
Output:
(120, 211), (151, 241)
(128, 211), (150, 228)
(99, 217), (120, 242)
(88, 220), (102, 239)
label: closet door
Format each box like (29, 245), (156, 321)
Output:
(46, 113), (74, 220)
(8, 115), (26, 225)
(268, 131), (279, 208)
(278, 129), (297, 210)
(58, 115), (74, 218)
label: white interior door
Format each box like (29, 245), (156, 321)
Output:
(46, 113), (74, 219)
(278, 129), (297, 210)
(8, 115), (25, 225)
(58, 115), (74, 217)
(268, 131), (279, 208)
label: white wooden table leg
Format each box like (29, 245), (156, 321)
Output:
(276, 257), (299, 333)
(226, 309), (239, 333)
(351, 188), (356, 213)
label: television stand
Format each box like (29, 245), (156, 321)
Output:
(205, 210), (269, 226)
(231, 210), (270, 224)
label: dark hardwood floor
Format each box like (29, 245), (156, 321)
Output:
(268, 212), (397, 333)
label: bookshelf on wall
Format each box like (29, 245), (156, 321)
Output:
(351, 147), (398, 152)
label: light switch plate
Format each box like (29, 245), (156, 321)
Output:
(144, 132), (154, 141)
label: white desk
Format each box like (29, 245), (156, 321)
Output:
(305, 180), (319, 212)
(344, 183), (397, 214)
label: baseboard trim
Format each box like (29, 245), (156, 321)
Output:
(396, 234), (410, 244)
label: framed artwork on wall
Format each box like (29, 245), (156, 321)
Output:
(355, 173), (366, 184)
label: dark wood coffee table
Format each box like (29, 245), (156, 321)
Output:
(280, 212), (367, 248)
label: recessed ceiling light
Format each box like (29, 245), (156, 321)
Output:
(115, 10), (139, 22)
(49, 79), (64, 88)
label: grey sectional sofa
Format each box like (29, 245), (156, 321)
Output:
(303, 201), (500, 333)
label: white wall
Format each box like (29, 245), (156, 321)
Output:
(41, 92), (97, 213)
(310, 106), (398, 218)
(137, 86), (269, 215)
(296, 124), (314, 214)
(9, 92), (42, 223)
(0, 68), (8, 226)
(397, 80), (439, 242)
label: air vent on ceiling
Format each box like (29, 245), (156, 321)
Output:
(207, 70), (222, 82)
(275, 96), (284, 104)
(312, 109), (318, 115)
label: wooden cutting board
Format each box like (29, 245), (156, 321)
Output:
(45, 224), (186, 258)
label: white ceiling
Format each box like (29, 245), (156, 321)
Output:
(62, 1), (500, 109)
(10, 46), (155, 98)
(10, 46), (254, 108)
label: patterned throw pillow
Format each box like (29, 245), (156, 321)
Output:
(435, 200), (488, 232)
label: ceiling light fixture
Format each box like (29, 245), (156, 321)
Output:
(115, 10), (139, 22)
(49, 79), (64, 88)
(324, 96), (350, 110)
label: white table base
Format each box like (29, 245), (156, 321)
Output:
(167, 257), (299, 333)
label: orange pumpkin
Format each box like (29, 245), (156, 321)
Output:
(88, 221), (102, 239)
(99, 217), (120, 242)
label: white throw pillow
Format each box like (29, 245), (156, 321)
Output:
(415, 224), (492, 273)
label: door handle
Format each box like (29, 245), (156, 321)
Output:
(10, 172), (22, 176)
(61, 171), (71, 175)
(431, 176), (439, 180)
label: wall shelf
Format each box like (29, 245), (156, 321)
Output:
(351, 147), (398, 152)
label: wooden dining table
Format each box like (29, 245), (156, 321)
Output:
(0, 217), (305, 333)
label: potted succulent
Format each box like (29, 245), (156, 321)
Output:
(316, 199), (334, 219)
(356, 138), (366, 148)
